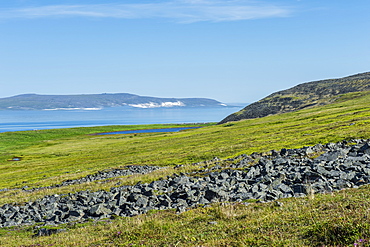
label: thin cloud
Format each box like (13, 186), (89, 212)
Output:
(1, 1), (293, 23)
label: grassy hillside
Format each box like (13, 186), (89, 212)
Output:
(1, 91), (370, 246)
(220, 72), (370, 123)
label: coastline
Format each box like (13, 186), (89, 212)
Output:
(0, 106), (243, 133)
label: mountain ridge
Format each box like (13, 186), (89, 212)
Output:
(219, 71), (370, 124)
(0, 93), (226, 110)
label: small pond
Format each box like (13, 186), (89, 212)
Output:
(94, 127), (201, 135)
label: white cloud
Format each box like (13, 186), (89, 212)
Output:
(1, 1), (292, 23)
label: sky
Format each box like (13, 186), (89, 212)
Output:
(0, 0), (369, 103)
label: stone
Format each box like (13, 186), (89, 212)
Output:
(34, 227), (67, 237)
(315, 151), (345, 161)
(89, 204), (111, 217)
(359, 143), (370, 153)
(280, 148), (288, 156)
(246, 166), (260, 178)
(68, 210), (84, 221)
(3, 140), (370, 228)
(292, 184), (306, 194)
(134, 196), (148, 208)
(277, 184), (293, 194)
(204, 188), (228, 202)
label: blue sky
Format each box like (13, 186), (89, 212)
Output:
(1, 0), (369, 103)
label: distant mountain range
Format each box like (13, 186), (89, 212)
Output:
(220, 71), (370, 124)
(0, 93), (227, 110)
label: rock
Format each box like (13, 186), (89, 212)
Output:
(204, 188), (228, 202)
(315, 151), (345, 161)
(246, 166), (260, 178)
(292, 184), (307, 194)
(34, 227), (67, 237)
(277, 184), (293, 194)
(3, 140), (370, 228)
(359, 143), (370, 154)
(280, 148), (288, 156)
(133, 196), (149, 209)
(89, 204), (112, 217)
(68, 210), (85, 221)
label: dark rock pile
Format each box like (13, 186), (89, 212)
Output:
(1, 139), (370, 228)
(21, 165), (163, 192)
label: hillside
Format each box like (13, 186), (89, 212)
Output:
(0, 88), (370, 245)
(0, 93), (225, 110)
(219, 72), (370, 124)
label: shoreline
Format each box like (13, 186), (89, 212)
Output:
(0, 122), (213, 134)
(0, 106), (242, 133)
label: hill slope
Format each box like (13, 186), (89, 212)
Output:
(0, 91), (370, 247)
(1, 89), (370, 246)
(219, 72), (370, 124)
(0, 93), (225, 110)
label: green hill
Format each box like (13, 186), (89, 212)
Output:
(219, 72), (370, 124)
(0, 87), (370, 246)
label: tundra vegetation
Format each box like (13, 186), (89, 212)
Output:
(220, 72), (370, 124)
(0, 91), (370, 246)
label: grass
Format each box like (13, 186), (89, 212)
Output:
(2, 91), (370, 191)
(1, 90), (370, 246)
(2, 185), (370, 246)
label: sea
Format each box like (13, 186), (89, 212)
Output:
(0, 105), (245, 133)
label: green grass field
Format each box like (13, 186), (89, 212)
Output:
(1, 91), (370, 246)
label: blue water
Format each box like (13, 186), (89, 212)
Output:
(0, 105), (244, 133)
(95, 127), (201, 135)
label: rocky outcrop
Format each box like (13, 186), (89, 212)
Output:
(1, 139), (370, 228)
(219, 72), (370, 124)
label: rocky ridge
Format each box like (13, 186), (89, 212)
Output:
(220, 72), (370, 124)
(1, 139), (370, 230)
(21, 165), (162, 193)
